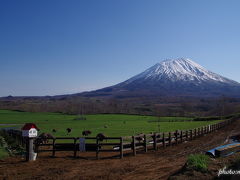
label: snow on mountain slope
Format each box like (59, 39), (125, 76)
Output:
(124, 58), (237, 85)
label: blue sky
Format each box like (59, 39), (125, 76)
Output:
(1, 0), (240, 96)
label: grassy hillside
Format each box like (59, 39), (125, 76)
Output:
(0, 110), (221, 137)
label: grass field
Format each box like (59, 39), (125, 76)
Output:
(0, 110), (221, 137)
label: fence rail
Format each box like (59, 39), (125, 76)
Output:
(2, 118), (235, 160)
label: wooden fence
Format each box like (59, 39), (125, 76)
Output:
(33, 118), (234, 159)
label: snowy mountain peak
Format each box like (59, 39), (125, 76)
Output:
(126, 58), (236, 84)
(84, 58), (240, 98)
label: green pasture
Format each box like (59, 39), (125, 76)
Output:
(0, 110), (221, 137)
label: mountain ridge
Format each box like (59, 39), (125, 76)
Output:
(86, 58), (240, 98)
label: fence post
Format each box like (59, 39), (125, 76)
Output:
(180, 131), (183, 143)
(163, 133), (166, 148)
(169, 132), (171, 146)
(186, 130), (188, 141)
(175, 130), (178, 145)
(52, 138), (56, 157)
(74, 138), (77, 158)
(120, 137), (123, 159)
(132, 136), (136, 156)
(190, 130), (193, 140)
(96, 138), (99, 160)
(144, 134), (147, 152)
(194, 129), (197, 139)
(153, 133), (157, 150)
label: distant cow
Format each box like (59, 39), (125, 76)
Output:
(96, 133), (106, 141)
(174, 130), (180, 137)
(35, 133), (54, 145)
(82, 130), (92, 136)
(135, 133), (145, 143)
(135, 136), (144, 143)
(66, 128), (72, 134)
(104, 125), (108, 128)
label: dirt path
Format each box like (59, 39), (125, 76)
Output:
(1, 119), (240, 180)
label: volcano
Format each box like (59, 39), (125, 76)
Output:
(82, 58), (240, 98)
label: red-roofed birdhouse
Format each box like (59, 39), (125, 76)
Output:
(22, 123), (38, 137)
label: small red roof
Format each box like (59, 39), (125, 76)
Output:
(21, 123), (38, 130)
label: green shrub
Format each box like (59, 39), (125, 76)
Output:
(187, 154), (209, 172)
(0, 136), (9, 159)
(0, 147), (8, 159)
(0, 131), (24, 156)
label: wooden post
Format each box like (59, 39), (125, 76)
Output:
(28, 138), (34, 161)
(144, 134), (147, 152)
(73, 138), (77, 158)
(163, 133), (166, 148)
(132, 136), (136, 156)
(52, 138), (56, 157)
(198, 128), (200, 137)
(168, 132), (171, 146)
(175, 130), (178, 145)
(96, 138), (99, 160)
(186, 130), (188, 141)
(194, 129), (197, 139)
(153, 133), (157, 150)
(120, 137), (123, 159)
(180, 131), (183, 143)
(190, 130), (193, 140)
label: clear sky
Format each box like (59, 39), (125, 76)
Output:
(1, 0), (240, 97)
